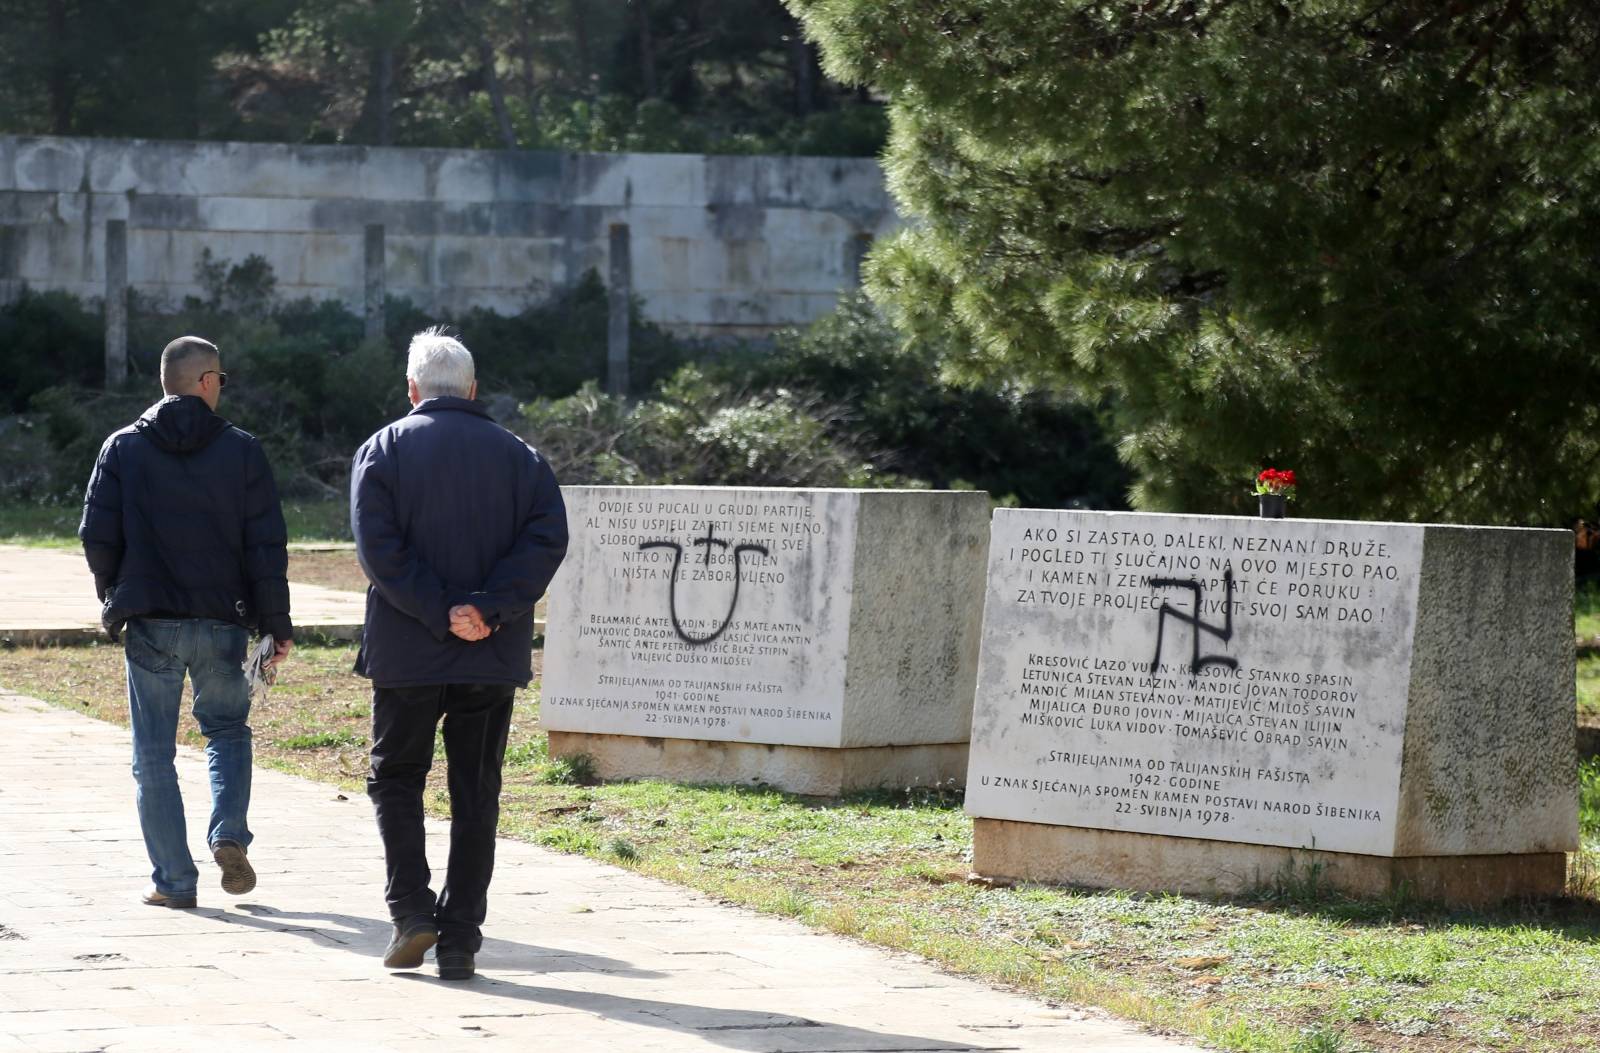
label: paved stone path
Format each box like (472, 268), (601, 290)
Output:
(0, 689), (1196, 1052)
(0, 545), (365, 643)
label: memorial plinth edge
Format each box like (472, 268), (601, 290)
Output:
(546, 730), (969, 797)
(972, 819), (1568, 905)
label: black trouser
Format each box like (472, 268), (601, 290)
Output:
(368, 683), (515, 954)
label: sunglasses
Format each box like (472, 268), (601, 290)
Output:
(199, 369), (228, 389)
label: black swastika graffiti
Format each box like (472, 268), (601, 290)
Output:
(1147, 564), (1238, 676)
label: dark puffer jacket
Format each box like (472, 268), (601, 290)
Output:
(78, 395), (293, 642)
(351, 397), (567, 688)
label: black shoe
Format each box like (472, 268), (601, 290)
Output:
(212, 840), (256, 896)
(437, 950), (475, 981)
(382, 916), (438, 969)
(141, 887), (197, 909)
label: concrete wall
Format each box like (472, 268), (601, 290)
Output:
(0, 136), (900, 336)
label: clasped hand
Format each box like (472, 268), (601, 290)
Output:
(449, 604), (491, 642)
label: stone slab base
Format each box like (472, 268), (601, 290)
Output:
(972, 819), (1567, 906)
(546, 731), (967, 797)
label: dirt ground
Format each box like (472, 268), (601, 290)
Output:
(286, 548), (369, 593)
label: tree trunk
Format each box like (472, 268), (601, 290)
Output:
(569, 0), (591, 95)
(479, 38), (517, 148)
(516, 7), (539, 125)
(46, 0), (73, 134)
(635, 0), (657, 97)
(375, 46), (394, 145)
(455, 0), (517, 148)
(790, 28), (814, 116)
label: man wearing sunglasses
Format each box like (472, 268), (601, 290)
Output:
(79, 335), (294, 910)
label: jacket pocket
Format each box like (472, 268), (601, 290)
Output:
(125, 619), (179, 674)
(209, 621), (250, 676)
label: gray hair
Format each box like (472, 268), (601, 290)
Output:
(160, 336), (219, 394)
(406, 326), (476, 399)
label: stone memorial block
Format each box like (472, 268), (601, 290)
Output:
(541, 486), (990, 794)
(966, 510), (1577, 903)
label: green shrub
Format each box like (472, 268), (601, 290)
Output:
(515, 300), (1129, 503)
(3, 258), (1127, 510)
(702, 295), (1131, 509)
(518, 369), (903, 490)
(785, 107), (891, 158)
(542, 752), (598, 786)
(0, 417), (61, 503)
(281, 729), (364, 750)
(20, 386), (151, 503)
(443, 270), (691, 400)
(0, 289), (105, 411)
(3, 252), (691, 500)
(1581, 759), (1600, 843)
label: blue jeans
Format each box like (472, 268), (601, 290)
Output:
(124, 617), (254, 897)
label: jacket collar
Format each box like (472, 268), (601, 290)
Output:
(408, 396), (494, 421)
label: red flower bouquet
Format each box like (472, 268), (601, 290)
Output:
(1254, 468), (1297, 501)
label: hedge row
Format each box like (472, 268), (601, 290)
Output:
(0, 257), (1127, 511)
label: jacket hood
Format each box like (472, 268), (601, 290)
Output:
(134, 396), (231, 454)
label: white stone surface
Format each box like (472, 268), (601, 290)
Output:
(0, 135), (902, 334)
(541, 487), (990, 753)
(544, 487), (858, 748)
(966, 511), (1430, 856)
(967, 512), (1580, 863)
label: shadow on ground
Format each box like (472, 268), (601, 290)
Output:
(209, 905), (998, 1051)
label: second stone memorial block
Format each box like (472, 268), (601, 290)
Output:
(541, 486), (991, 794)
(965, 510), (1578, 904)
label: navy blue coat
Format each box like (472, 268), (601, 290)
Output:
(79, 396), (293, 642)
(350, 397), (567, 688)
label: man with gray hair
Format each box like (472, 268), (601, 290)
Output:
(351, 326), (568, 981)
(80, 336), (294, 909)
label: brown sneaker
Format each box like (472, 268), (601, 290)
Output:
(382, 916), (439, 969)
(212, 840), (256, 895)
(142, 888), (197, 909)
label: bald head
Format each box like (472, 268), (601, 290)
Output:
(160, 337), (220, 395)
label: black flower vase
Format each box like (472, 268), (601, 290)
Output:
(1258, 493), (1287, 519)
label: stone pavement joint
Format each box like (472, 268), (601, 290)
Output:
(0, 688), (1199, 1052)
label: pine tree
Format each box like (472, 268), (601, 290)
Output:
(790, 0), (1600, 524)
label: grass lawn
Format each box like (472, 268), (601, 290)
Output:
(0, 499), (351, 547)
(2, 639), (1598, 1053)
(1580, 656), (1600, 722)
(1579, 582), (1600, 646)
(281, 500), (355, 542)
(0, 503), (83, 548)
